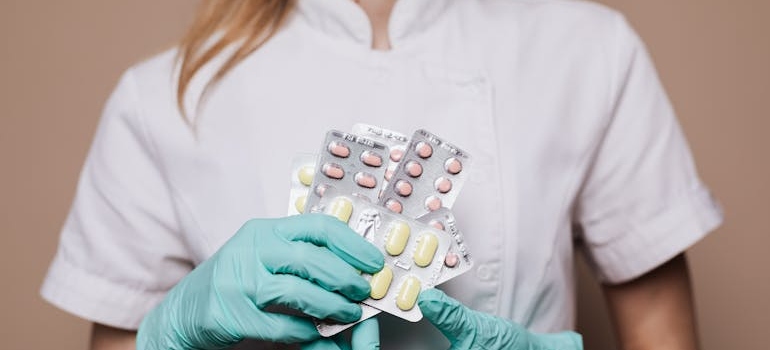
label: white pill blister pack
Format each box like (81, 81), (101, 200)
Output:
(379, 129), (472, 218)
(314, 189), (453, 322)
(304, 130), (389, 213)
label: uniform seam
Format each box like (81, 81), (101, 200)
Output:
(571, 12), (628, 224)
(519, 12), (624, 327)
(122, 68), (209, 263)
(519, 146), (592, 327)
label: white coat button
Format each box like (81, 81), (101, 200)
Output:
(469, 155), (495, 184)
(481, 303), (496, 314)
(476, 264), (495, 281)
(375, 67), (391, 83)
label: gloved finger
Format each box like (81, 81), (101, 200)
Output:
(351, 317), (380, 350)
(262, 240), (372, 301)
(239, 311), (322, 344)
(417, 288), (472, 344)
(260, 273), (363, 323)
(337, 339), (352, 350)
(334, 336), (351, 350)
(301, 338), (342, 350)
(274, 214), (385, 273)
(301, 318), (378, 350)
(302, 330), (351, 350)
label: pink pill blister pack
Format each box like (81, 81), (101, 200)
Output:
(314, 188), (453, 323)
(379, 129), (472, 218)
(304, 130), (389, 214)
(350, 123), (409, 188)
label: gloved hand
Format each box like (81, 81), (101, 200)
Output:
(418, 289), (583, 350)
(301, 318), (380, 350)
(137, 214), (385, 350)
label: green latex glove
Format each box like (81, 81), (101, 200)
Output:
(137, 214), (385, 350)
(418, 289), (583, 350)
(301, 318), (380, 350)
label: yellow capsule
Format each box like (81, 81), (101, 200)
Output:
(396, 276), (421, 311)
(385, 221), (411, 256)
(369, 266), (393, 300)
(327, 197), (353, 223)
(297, 166), (315, 186)
(413, 232), (439, 267)
(294, 195), (307, 213)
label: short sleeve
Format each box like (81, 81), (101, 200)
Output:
(40, 70), (193, 329)
(575, 15), (723, 284)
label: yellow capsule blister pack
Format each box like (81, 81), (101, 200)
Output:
(416, 208), (474, 285)
(315, 210), (472, 337)
(286, 154), (317, 216)
(315, 188), (453, 322)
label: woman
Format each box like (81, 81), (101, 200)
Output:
(41, 0), (723, 349)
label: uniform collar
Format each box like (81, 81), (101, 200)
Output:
(296, 0), (454, 48)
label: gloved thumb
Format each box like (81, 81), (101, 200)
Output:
(351, 317), (380, 350)
(417, 288), (473, 344)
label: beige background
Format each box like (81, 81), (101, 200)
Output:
(0, 0), (767, 349)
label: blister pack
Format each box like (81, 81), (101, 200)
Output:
(294, 127), (475, 337)
(315, 304), (381, 337)
(315, 208), (475, 337)
(315, 189), (453, 322)
(350, 123), (410, 187)
(379, 129), (472, 218)
(286, 154), (317, 216)
(304, 130), (389, 213)
(417, 208), (474, 285)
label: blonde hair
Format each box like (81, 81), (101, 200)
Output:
(177, 0), (295, 119)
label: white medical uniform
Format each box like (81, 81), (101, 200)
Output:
(41, 0), (723, 349)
